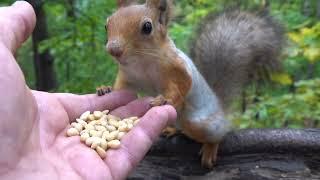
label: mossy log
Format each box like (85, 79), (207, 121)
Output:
(129, 129), (320, 180)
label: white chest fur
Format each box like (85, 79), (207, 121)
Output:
(120, 57), (163, 96)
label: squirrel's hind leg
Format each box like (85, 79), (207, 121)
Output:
(200, 143), (219, 168)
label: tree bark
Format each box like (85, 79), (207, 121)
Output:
(129, 129), (320, 180)
(27, 0), (57, 91)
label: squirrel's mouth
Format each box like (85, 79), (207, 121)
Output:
(114, 57), (128, 65)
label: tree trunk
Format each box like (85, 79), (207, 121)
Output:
(302, 0), (312, 17)
(318, 0), (320, 18)
(129, 129), (320, 179)
(65, 0), (76, 81)
(28, 0), (57, 91)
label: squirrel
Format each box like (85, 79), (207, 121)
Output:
(100, 0), (284, 168)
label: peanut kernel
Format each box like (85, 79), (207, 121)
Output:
(118, 124), (127, 132)
(109, 119), (119, 128)
(100, 139), (108, 150)
(80, 111), (90, 121)
(80, 132), (90, 142)
(74, 123), (83, 132)
(133, 119), (140, 126)
(67, 128), (79, 137)
(85, 137), (94, 146)
(88, 114), (95, 121)
(95, 125), (107, 132)
(96, 146), (106, 159)
(106, 125), (116, 132)
(93, 111), (103, 119)
(102, 110), (110, 115)
(117, 132), (126, 140)
(108, 140), (121, 149)
(76, 119), (88, 126)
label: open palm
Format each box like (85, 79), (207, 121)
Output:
(0, 2), (176, 180)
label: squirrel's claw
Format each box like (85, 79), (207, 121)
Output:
(150, 95), (169, 107)
(161, 126), (178, 138)
(96, 85), (113, 96)
(200, 143), (219, 169)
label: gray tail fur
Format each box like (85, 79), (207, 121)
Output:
(190, 10), (285, 109)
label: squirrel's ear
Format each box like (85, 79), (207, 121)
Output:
(117, 0), (137, 8)
(146, 0), (172, 26)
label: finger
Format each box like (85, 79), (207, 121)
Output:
(105, 105), (177, 180)
(110, 97), (153, 118)
(54, 90), (137, 122)
(0, 1), (36, 52)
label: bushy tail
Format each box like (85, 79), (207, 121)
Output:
(190, 10), (284, 109)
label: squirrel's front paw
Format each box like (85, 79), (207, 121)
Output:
(150, 95), (170, 107)
(96, 85), (113, 96)
(161, 126), (178, 138)
(200, 143), (219, 169)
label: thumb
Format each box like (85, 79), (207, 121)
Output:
(0, 1), (36, 52)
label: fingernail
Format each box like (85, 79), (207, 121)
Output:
(12, 1), (25, 7)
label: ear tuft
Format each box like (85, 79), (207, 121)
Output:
(117, 0), (137, 8)
(146, 0), (172, 26)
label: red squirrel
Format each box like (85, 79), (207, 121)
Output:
(100, 0), (284, 168)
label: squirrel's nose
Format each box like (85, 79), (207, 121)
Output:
(107, 40), (124, 57)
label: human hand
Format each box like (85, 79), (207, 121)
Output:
(0, 2), (176, 180)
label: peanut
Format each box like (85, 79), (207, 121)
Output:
(109, 119), (119, 128)
(76, 119), (88, 126)
(93, 111), (103, 119)
(71, 122), (78, 128)
(129, 117), (139, 121)
(88, 120), (97, 126)
(118, 121), (127, 127)
(124, 119), (134, 125)
(80, 129), (89, 135)
(85, 124), (95, 131)
(102, 131), (110, 140)
(106, 125), (117, 132)
(85, 137), (94, 146)
(118, 124), (127, 132)
(107, 114), (121, 121)
(100, 120), (108, 127)
(67, 128), (79, 137)
(88, 114), (95, 121)
(66, 110), (140, 159)
(105, 131), (118, 141)
(100, 139), (108, 150)
(133, 119), (140, 126)
(89, 130), (98, 137)
(95, 125), (107, 132)
(80, 111), (90, 121)
(80, 132), (90, 142)
(102, 110), (110, 115)
(74, 123), (83, 132)
(96, 146), (107, 159)
(96, 130), (103, 138)
(127, 124), (134, 131)
(108, 140), (121, 149)
(91, 137), (101, 149)
(117, 132), (126, 140)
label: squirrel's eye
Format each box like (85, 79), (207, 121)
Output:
(142, 22), (152, 35)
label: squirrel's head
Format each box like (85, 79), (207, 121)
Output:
(105, 0), (172, 65)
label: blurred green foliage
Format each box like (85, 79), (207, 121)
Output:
(2, 0), (320, 128)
